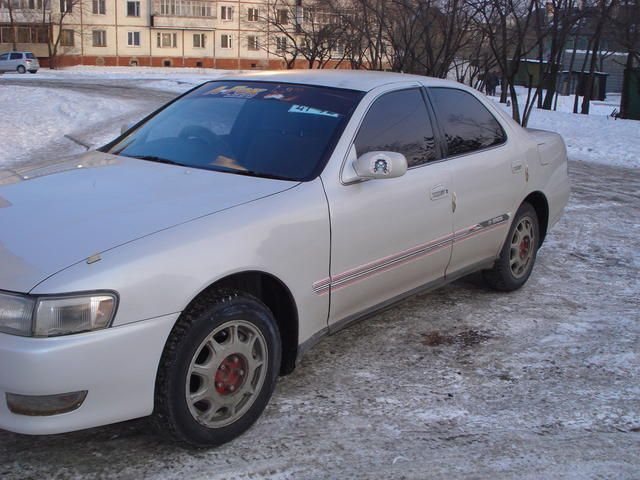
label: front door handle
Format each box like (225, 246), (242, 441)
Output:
(430, 184), (449, 200)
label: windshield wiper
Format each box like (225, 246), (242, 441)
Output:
(127, 155), (185, 167)
(203, 164), (293, 181)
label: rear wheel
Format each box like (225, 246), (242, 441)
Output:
(483, 202), (539, 291)
(152, 289), (281, 447)
(17, 65), (26, 74)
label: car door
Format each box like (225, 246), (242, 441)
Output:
(0, 53), (9, 71)
(9, 52), (22, 70)
(321, 86), (453, 327)
(427, 87), (526, 276)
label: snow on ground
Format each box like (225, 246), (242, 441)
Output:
(0, 159), (638, 479)
(0, 68), (638, 478)
(1, 65), (237, 93)
(0, 85), (142, 165)
(491, 88), (640, 169)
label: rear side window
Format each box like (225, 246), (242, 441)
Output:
(354, 88), (437, 168)
(10, 53), (22, 60)
(429, 88), (506, 157)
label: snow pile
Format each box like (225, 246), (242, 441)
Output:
(490, 89), (639, 169)
(1, 65), (241, 93)
(0, 85), (138, 166)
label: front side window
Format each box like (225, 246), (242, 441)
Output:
(92, 30), (106, 47)
(106, 81), (364, 181)
(429, 88), (506, 157)
(0, 53), (9, 61)
(354, 89), (437, 168)
(127, 0), (140, 16)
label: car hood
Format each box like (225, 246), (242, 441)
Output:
(0, 152), (297, 293)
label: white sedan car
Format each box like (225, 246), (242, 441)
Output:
(0, 71), (569, 446)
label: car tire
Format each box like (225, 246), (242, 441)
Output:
(152, 289), (281, 447)
(17, 65), (26, 74)
(483, 202), (539, 292)
(29, 70), (37, 74)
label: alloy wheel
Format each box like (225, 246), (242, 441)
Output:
(186, 320), (268, 428)
(509, 216), (535, 278)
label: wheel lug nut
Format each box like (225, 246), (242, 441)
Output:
(239, 370), (245, 376)
(229, 385), (235, 391)
(217, 382), (223, 388)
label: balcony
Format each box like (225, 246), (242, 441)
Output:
(151, 0), (216, 30)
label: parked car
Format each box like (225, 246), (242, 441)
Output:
(0, 51), (39, 74)
(0, 71), (569, 446)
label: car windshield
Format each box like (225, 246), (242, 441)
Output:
(106, 81), (364, 181)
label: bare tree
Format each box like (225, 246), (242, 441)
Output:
(612, 0), (640, 118)
(471, 0), (541, 124)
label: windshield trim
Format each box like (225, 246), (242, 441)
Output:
(100, 80), (365, 182)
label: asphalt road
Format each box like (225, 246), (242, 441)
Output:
(0, 79), (638, 479)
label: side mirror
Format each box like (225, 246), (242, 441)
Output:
(352, 151), (408, 180)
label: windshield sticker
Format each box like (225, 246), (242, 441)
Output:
(288, 105), (340, 118)
(264, 87), (303, 102)
(206, 85), (268, 98)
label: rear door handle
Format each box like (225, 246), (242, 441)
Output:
(430, 184), (449, 200)
(511, 159), (524, 173)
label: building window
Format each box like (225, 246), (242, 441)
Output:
(159, 0), (212, 17)
(128, 31), (141, 46)
(276, 8), (288, 24)
(157, 32), (177, 48)
(193, 33), (206, 48)
(92, 30), (107, 47)
(220, 5), (233, 20)
(59, 0), (73, 13)
(220, 33), (232, 49)
(92, 0), (105, 14)
(247, 35), (259, 51)
(247, 7), (258, 21)
(276, 36), (287, 51)
(127, 0), (140, 16)
(60, 29), (74, 46)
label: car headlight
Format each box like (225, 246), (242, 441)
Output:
(0, 291), (117, 337)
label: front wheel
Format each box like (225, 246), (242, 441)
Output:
(483, 202), (539, 291)
(152, 289), (281, 447)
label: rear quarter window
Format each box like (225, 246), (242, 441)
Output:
(25, 53), (36, 59)
(429, 88), (506, 157)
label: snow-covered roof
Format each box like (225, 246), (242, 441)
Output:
(216, 69), (460, 92)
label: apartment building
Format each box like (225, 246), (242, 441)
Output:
(0, 0), (319, 69)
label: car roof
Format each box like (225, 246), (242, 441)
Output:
(215, 69), (463, 92)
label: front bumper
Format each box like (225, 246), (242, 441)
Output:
(0, 313), (177, 435)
